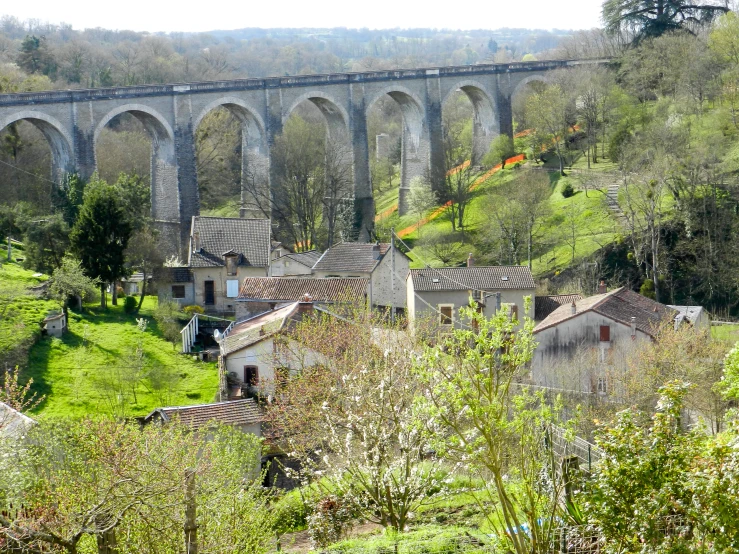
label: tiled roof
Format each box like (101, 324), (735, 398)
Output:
(189, 217), (270, 268)
(145, 398), (262, 429)
(534, 287), (677, 336)
(312, 242), (392, 273)
(238, 277), (368, 303)
(165, 267), (193, 283)
(535, 294), (583, 321)
(285, 250), (323, 268)
(221, 303), (300, 355)
(409, 266), (535, 292)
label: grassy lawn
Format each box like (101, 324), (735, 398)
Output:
(27, 296), (219, 419)
(711, 324), (739, 344)
(0, 261), (57, 370)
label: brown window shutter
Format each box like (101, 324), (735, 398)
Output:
(600, 325), (610, 342)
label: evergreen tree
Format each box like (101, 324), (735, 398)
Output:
(70, 180), (132, 308)
(17, 35), (56, 77)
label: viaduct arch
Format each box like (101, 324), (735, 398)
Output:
(0, 58), (608, 257)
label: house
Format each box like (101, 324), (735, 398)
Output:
(535, 294), (583, 322)
(235, 276), (368, 319)
(142, 398), (262, 437)
(406, 260), (536, 331)
(187, 217), (271, 315)
(159, 267), (195, 306)
(532, 287), (677, 393)
(270, 250), (323, 277)
(669, 305), (710, 331)
(312, 241), (410, 316)
(43, 312), (67, 338)
(219, 297), (330, 398)
(0, 401), (36, 439)
(119, 272), (151, 296)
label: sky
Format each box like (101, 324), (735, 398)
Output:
(1, 0), (603, 34)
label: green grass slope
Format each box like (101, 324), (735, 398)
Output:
(27, 296), (219, 418)
(0, 261), (57, 370)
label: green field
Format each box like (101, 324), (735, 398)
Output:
(26, 296), (219, 418)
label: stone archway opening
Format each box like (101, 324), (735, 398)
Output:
(275, 97), (354, 250)
(367, 90), (426, 217)
(194, 103), (267, 219)
(366, 95), (403, 211)
(95, 106), (179, 253)
(512, 78), (549, 135)
(0, 118), (64, 211)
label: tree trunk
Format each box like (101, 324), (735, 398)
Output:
(112, 282), (118, 306)
(137, 273), (146, 313)
(184, 470), (197, 554)
(100, 284), (107, 308)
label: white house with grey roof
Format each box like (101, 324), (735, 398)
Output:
(312, 242), (410, 315)
(187, 217), (271, 315)
(406, 262), (536, 332)
(271, 250), (323, 277)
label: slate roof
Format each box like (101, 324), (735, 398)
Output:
(0, 402), (36, 439)
(312, 242), (392, 273)
(144, 398), (262, 429)
(284, 250), (323, 268)
(535, 294), (583, 321)
(220, 303), (300, 355)
(165, 267), (193, 283)
(238, 277), (368, 303)
(534, 287), (677, 336)
(409, 266), (536, 292)
(669, 305), (706, 327)
(189, 217), (270, 269)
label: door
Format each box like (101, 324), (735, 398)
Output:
(204, 280), (215, 305)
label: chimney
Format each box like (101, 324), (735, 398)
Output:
(372, 242), (382, 260)
(298, 293), (314, 314)
(192, 232), (201, 253)
(598, 279), (607, 294)
(571, 301), (577, 315)
(630, 316), (636, 337)
(467, 253), (474, 267)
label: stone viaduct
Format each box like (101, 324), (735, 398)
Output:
(0, 58), (606, 257)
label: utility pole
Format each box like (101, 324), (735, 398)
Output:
(391, 228), (395, 325)
(6, 237), (11, 262)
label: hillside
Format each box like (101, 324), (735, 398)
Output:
(26, 297), (220, 418)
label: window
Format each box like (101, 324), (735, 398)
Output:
(130, 282), (139, 294)
(204, 281), (215, 305)
(226, 279), (239, 298)
(599, 325), (611, 342)
(244, 366), (259, 386)
(597, 377), (608, 395)
(439, 304), (453, 326)
(171, 285), (186, 299)
(225, 255), (238, 276)
(510, 304), (519, 321)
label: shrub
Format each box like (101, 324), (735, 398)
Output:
(561, 182), (575, 198)
(116, 285), (125, 298)
(123, 295), (137, 314)
(307, 495), (352, 548)
(183, 305), (204, 316)
(639, 278), (656, 300)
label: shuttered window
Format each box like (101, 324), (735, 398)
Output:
(226, 279), (239, 298)
(599, 325), (611, 342)
(439, 305), (453, 326)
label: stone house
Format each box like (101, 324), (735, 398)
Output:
(235, 276), (368, 320)
(531, 287), (677, 394)
(159, 267), (195, 307)
(312, 242), (410, 316)
(187, 217), (271, 315)
(219, 298), (330, 398)
(270, 250), (322, 277)
(406, 262), (536, 332)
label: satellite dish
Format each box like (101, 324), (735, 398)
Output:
(214, 329), (222, 342)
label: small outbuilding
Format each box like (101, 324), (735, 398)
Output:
(43, 312), (66, 338)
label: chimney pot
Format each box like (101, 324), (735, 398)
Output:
(631, 316), (637, 337)
(298, 293), (314, 313)
(598, 279), (607, 294)
(467, 253), (474, 267)
(571, 301), (577, 315)
(193, 232), (201, 253)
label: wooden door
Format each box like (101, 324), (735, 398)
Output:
(204, 280), (215, 305)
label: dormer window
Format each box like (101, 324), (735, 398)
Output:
(224, 253), (238, 276)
